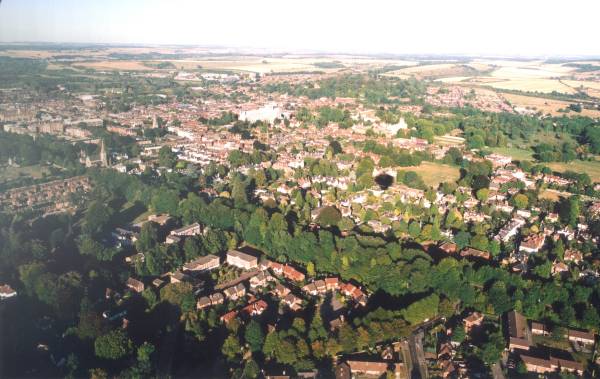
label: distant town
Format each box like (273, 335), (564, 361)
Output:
(1, 43), (600, 379)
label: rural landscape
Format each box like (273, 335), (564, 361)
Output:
(2, 1), (600, 379)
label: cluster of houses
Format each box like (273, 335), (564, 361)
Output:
(122, 242), (370, 329)
(425, 86), (514, 114)
(508, 310), (591, 376)
(0, 175), (91, 214)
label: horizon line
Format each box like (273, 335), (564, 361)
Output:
(1, 41), (600, 60)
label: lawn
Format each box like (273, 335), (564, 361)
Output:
(400, 162), (461, 187)
(547, 160), (600, 182)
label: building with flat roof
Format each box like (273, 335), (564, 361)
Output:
(183, 254), (220, 272)
(226, 249), (258, 270)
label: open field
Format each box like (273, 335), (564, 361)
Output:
(488, 146), (534, 161)
(385, 62), (490, 80)
(70, 57), (350, 73)
(503, 93), (600, 117)
(483, 78), (577, 94)
(73, 60), (153, 71)
(539, 189), (570, 201)
(0, 164), (51, 181)
(547, 160), (600, 182)
(400, 161), (461, 187)
(434, 134), (465, 146)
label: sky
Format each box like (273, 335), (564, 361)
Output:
(0, 0), (598, 57)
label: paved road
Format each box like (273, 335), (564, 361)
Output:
(491, 362), (506, 379)
(400, 340), (413, 379)
(409, 330), (427, 379)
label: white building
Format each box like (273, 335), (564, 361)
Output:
(239, 103), (283, 124)
(226, 249), (258, 270)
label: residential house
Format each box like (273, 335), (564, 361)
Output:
(242, 300), (268, 316)
(508, 310), (530, 351)
(170, 270), (189, 283)
(520, 354), (584, 376)
(210, 292), (224, 305)
(0, 284), (17, 299)
(460, 247), (491, 261)
(564, 249), (583, 264)
(196, 296), (211, 310)
(520, 234), (546, 253)
(346, 361), (390, 377)
(223, 283), (246, 301)
(283, 265), (305, 282)
(552, 261), (569, 276)
(273, 283), (291, 298)
(126, 277), (144, 293)
(463, 312), (484, 332)
(220, 310), (237, 324)
(302, 283), (319, 296)
(283, 293), (302, 311)
(249, 271), (274, 288)
(439, 242), (457, 254)
(325, 277), (340, 291)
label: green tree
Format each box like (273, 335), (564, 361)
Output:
(559, 195), (581, 228)
(244, 320), (265, 352)
(136, 221), (159, 252)
(403, 294), (439, 324)
(94, 329), (133, 360)
(317, 206), (342, 226)
(512, 194), (529, 209)
(243, 359), (260, 379)
(222, 334), (241, 361)
(160, 282), (195, 312)
(158, 146), (177, 168)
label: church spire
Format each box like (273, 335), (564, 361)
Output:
(100, 139), (108, 167)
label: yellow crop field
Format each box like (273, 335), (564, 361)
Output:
(503, 93), (600, 117)
(483, 78), (577, 94)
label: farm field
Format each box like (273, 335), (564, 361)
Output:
(480, 78), (577, 94)
(503, 93), (600, 117)
(73, 60), (153, 71)
(400, 161), (461, 187)
(547, 160), (600, 181)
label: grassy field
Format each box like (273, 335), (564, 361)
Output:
(547, 160), (600, 181)
(488, 147), (534, 161)
(401, 161), (461, 187)
(539, 189), (569, 201)
(0, 165), (51, 181)
(73, 60), (154, 71)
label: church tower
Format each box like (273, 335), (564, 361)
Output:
(100, 139), (109, 167)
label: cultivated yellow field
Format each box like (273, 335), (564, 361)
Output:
(503, 93), (600, 117)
